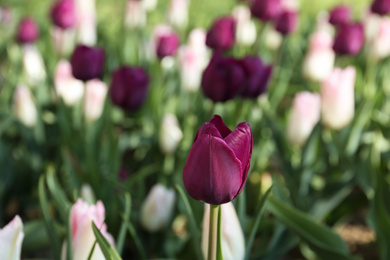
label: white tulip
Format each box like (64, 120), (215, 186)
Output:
(0, 215), (24, 260)
(13, 85), (37, 127)
(83, 79), (108, 122)
(159, 114), (183, 154)
(22, 45), (46, 87)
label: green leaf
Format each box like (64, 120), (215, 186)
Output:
(121, 214), (146, 260)
(116, 193), (132, 255)
(245, 186), (273, 259)
(46, 166), (71, 222)
(23, 220), (51, 251)
(267, 197), (355, 260)
(92, 221), (122, 260)
(38, 175), (62, 260)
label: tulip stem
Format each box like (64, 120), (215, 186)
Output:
(208, 204), (223, 260)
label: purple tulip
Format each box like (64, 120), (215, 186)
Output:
(251, 0), (282, 22)
(17, 17), (39, 44)
(333, 22), (364, 55)
(239, 56), (273, 98)
(183, 115), (253, 205)
(206, 16), (236, 51)
(329, 5), (351, 26)
(371, 0), (390, 15)
(156, 33), (180, 58)
(50, 0), (76, 29)
(201, 54), (245, 102)
(70, 45), (105, 81)
(275, 10), (298, 35)
(110, 66), (149, 110)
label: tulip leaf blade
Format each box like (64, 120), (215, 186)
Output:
(267, 197), (355, 260)
(38, 175), (62, 260)
(120, 213), (147, 260)
(92, 221), (123, 260)
(46, 166), (71, 222)
(245, 185), (273, 259)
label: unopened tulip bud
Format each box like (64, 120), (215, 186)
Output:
(84, 79), (107, 122)
(62, 199), (115, 260)
(51, 27), (76, 56)
(140, 184), (176, 232)
(321, 67), (356, 130)
(51, 0), (76, 29)
(302, 30), (335, 81)
(251, 0), (281, 22)
(333, 22), (364, 55)
(125, 0), (146, 29)
(371, 0), (390, 16)
(287, 92), (321, 146)
(232, 6), (257, 46)
(22, 45), (46, 86)
(168, 0), (189, 29)
(369, 16), (390, 60)
(201, 203), (245, 260)
(329, 5), (351, 26)
(80, 184), (96, 204)
(17, 17), (39, 44)
(156, 32), (180, 59)
(206, 16), (236, 51)
(13, 85), (37, 127)
(264, 27), (283, 50)
(0, 215), (24, 260)
(54, 60), (84, 106)
(160, 114), (183, 154)
(142, 0), (158, 12)
(74, 0), (96, 45)
(275, 9), (298, 35)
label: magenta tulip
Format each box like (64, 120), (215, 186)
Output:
(206, 16), (236, 51)
(156, 33), (180, 58)
(251, 0), (282, 22)
(371, 0), (390, 15)
(17, 17), (39, 44)
(329, 5), (351, 26)
(239, 56), (273, 98)
(70, 45), (105, 81)
(183, 115), (253, 205)
(333, 22), (364, 55)
(50, 0), (76, 29)
(275, 10), (298, 35)
(110, 66), (150, 110)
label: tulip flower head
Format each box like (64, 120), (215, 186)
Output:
(183, 115), (253, 205)
(321, 66), (356, 130)
(159, 114), (183, 154)
(206, 16), (236, 51)
(329, 5), (351, 26)
(201, 203), (245, 260)
(156, 32), (180, 59)
(70, 44), (105, 81)
(333, 22), (364, 55)
(125, 0), (146, 29)
(0, 215), (24, 260)
(17, 17), (39, 44)
(110, 65), (150, 110)
(251, 0), (282, 22)
(84, 79), (108, 122)
(140, 184), (176, 232)
(275, 9), (298, 35)
(51, 0), (76, 29)
(13, 85), (37, 128)
(287, 92), (321, 146)
(369, 16), (390, 60)
(371, 0), (390, 16)
(232, 5), (257, 46)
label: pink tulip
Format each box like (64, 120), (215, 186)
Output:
(302, 30), (335, 81)
(287, 92), (321, 146)
(369, 16), (390, 60)
(84, 79), (108, 122)
(0, 215), (24, 260)
(201, 203), (245, 260)
(125, 0), (146, 29)
(321, 67), (356, 130)
(62, 199), (115, 260)
(178, 45), (206, 92)
(74, 0), (96, 45)
(54, 60), (84, 106)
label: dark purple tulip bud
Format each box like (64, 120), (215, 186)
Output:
(183, 115), (253, 205)
(239, 56), (273, 98)
(110, 66), (149, 110)
(251, 0), (282, 22)
(371, 0), (390, 15)
(201, 54), (245, 102)
(333, 22), (364, 55)
(275, 10), (298, 35)
(17, 17), (39, 44)
(206, 16), (236, 51)
(156, 33), (180, 58)
(70, 45), (105, 81)
(329, 5), (351, 26)
(50, 0), (76, 29)
(119, 167), (129, 181)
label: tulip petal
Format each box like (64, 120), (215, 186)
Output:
(209, 115), (232, 138)
(0, 215), (24, 260)
(183, 134), (242, 205)
(224, 122), (253, 196)
(194, 123), (222, 142)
